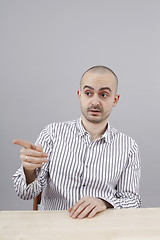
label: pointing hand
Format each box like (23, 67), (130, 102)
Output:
(13, 139), (48, 171)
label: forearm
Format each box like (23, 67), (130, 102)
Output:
(111, 141), (141, 209)
(12, 165), (46, 200)
(98, 188), (141, 209)
(24, 168), (36, 185)
(104, 192), (142, 209)
(115, 192), (141, 208)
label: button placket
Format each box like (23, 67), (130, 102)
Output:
(80, 144), (90, 192)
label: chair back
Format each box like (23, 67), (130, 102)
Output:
(33, 193), (42, 210)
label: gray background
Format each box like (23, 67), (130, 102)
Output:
(1, 0), (160, 210)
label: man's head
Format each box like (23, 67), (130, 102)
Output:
(77, 65), (120, 124)
(80, 65), (118, 93)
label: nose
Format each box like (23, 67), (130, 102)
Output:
(91, 94), (100, 107)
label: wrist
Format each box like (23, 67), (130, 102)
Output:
(99, 198), (114, 209)
(105, 201), (114, 209)
(23, 168), (36, 184)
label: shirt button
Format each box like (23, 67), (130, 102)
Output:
(83, 184), (86, 187)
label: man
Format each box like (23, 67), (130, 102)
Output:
(13, 65), (141, 219)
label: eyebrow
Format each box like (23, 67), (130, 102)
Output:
(83, 85), (112, 92)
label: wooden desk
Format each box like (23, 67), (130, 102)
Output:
(0, 208), (160, 240)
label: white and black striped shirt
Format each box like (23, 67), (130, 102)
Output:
(13, 117), (141, 209)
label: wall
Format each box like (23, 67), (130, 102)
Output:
(1, 0), (160, 210)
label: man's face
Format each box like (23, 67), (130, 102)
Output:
(77, 71), (120, 124)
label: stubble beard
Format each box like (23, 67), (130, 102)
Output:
(81, 107), (110, 124)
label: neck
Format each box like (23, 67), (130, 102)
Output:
(81, 115), (108, 141)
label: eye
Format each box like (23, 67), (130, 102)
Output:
(85, 91), (91, 96)
(101, 93), (108, 98)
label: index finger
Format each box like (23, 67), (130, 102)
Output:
(13, 139), (36, 150)
(69, 197), (85, 214)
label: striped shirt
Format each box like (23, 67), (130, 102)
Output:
(13, 117), (141, 210)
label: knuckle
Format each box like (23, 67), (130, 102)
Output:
(20, 148), (24, 154)
(95, 206), (100, 212)
(36, 151), (44, 157)
(27, 162), (33, 169)
(72, 206), (76, 212)
(91, 208), (97, 214)
(93, 200), (97, 205)
(77, 206), (83, 213)
(87, 205), (93, 211)
(20, 154), (25, 161)
(28, 162), (32, 167)
(41, 152), (46, 157)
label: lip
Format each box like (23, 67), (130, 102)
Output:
(89, 110), (101, 115)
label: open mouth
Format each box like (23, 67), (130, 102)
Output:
(90, 109), (100, 112)
(89, 109), (101, 115)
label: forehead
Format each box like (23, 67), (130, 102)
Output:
(81, 71), (117, 91)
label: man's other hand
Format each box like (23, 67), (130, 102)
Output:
(68, 196), (108, 219)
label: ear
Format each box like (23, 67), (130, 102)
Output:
(113, 94), (120, 107)
(77, 90), (81, 101)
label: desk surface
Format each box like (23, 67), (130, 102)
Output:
(0, 208), (160, 240)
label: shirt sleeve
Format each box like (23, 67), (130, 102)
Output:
(105, 141), (142, 209)
(12, 124), (53, 200)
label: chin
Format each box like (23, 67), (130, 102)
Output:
(87, 117), (103, 124)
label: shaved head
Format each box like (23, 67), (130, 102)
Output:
(80, 65), (118, 93)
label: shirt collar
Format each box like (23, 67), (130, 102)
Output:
(76, 117), (112, 143)
(76, 117), (87, 137)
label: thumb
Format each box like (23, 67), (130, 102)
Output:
(35, 144), (43, 152)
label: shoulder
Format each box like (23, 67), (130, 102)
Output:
(110, 125), (139, 150)
(46, 119), (76, 132)
(42, 119), (77, 138)
(36, 119), (77, 145)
